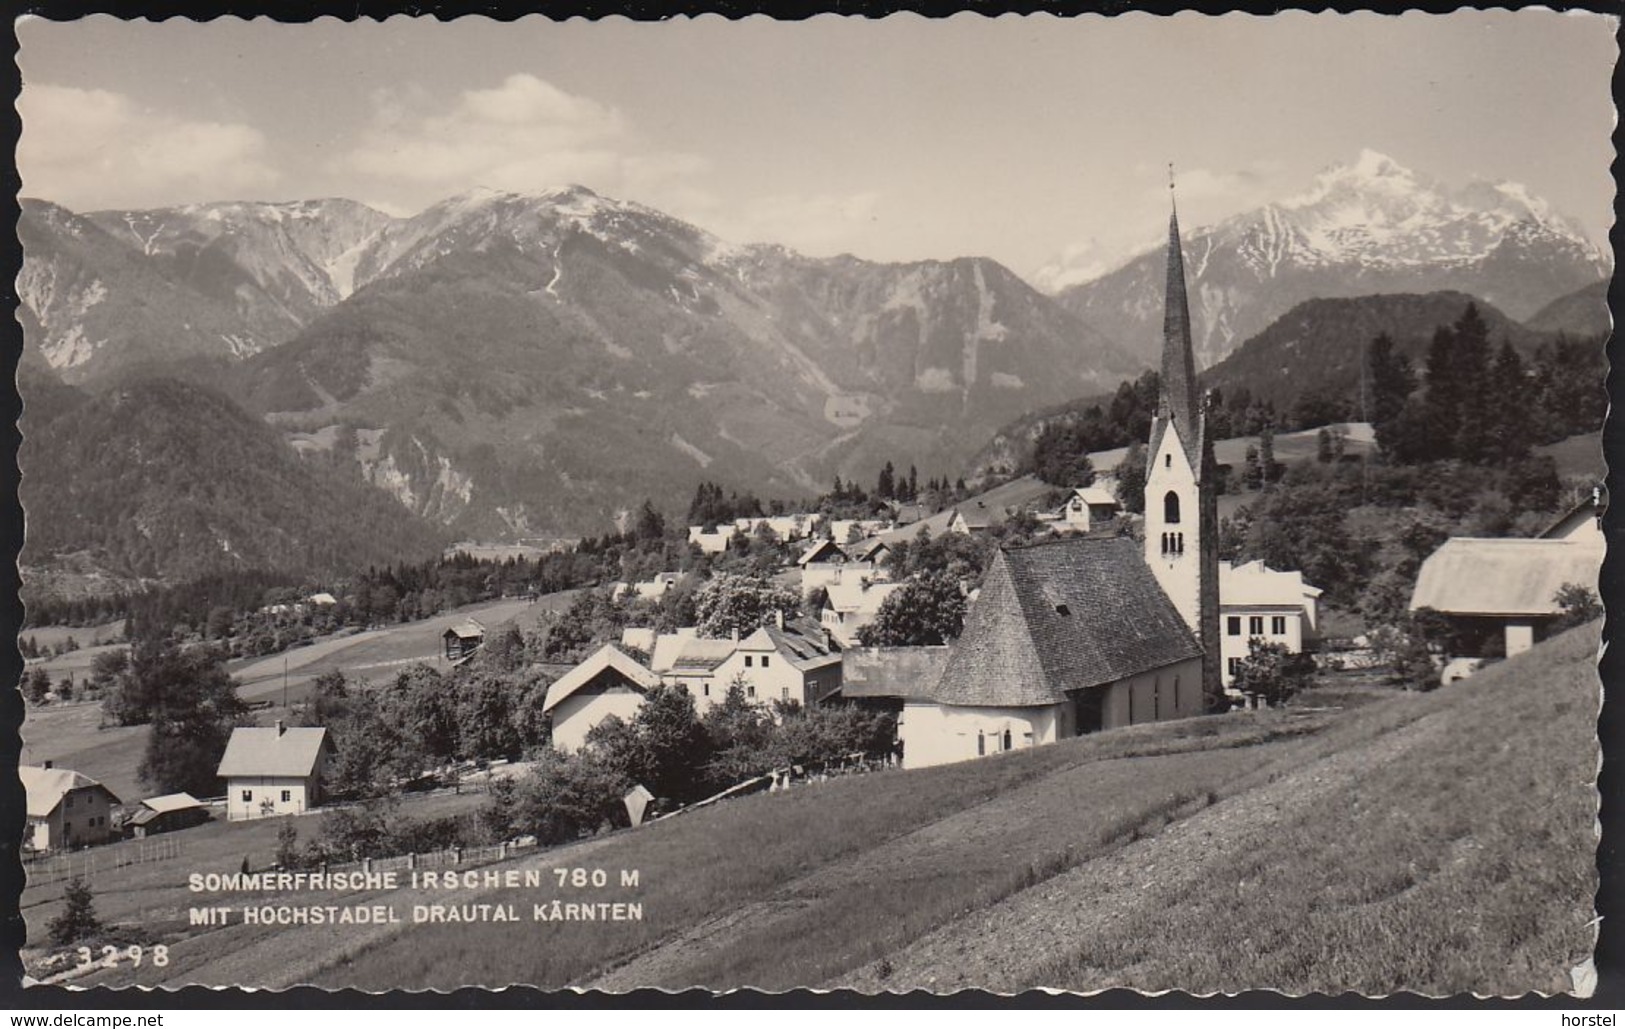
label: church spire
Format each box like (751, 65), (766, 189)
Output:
(1160, 175), (1200, 435)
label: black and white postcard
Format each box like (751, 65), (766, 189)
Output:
(11, 9), (1615, 997)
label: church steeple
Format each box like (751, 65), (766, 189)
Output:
(1160, 187), (1200, 438)
(1143, 169), (1223, 714)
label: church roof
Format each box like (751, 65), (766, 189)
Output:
(1146, 207), (1211, 481)
(932, 537), (1202, 708)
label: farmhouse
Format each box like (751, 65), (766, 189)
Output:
(1407, 487), (1603, 661)
(20, 764), (121, 851)
(611, 572), (683, 603)
(1409, 537), (1602, 658)
(898, 537), (1205, 769)
(443, 619), (486, 662)
(1219, 560), (1324, 689)
(544, 644), (663, 751)
(125, 792), (209, 837)
(711, 617), (843, 708)
(1062, 486), (1122, 532)
(797, 538), (851, 597)
(821, 577), (908, 647)
(217, 723), (332, 821)
(830, 518), (892, 543)
(661, 636), (742, 711)
(835, 646), (952, 717)
(687, 526), (731, 554)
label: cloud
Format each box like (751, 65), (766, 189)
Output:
(705, 191), (884, 255)
(18, 84), (279, 208)
(338, 73), (704, 207)
(1032, 161), (1289, 291)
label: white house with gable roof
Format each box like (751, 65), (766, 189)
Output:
(217, 723), (333, 821)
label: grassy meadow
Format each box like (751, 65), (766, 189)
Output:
(311, 622), (1597, 996)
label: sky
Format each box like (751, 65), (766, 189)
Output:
(16, 11), (1618, 288)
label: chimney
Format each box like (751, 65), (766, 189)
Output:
(731, 628), (740, 644)
(276, 719), (286, 737)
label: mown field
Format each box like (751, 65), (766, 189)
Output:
(309, 622), (1597, 996)
(20, 788), (490, 957)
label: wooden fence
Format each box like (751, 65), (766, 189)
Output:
(23, 835), (183, 887)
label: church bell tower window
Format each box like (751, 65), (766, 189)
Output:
(1164, 491), (1181, 525)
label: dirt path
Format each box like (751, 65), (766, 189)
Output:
(830, 708), (1453, 994)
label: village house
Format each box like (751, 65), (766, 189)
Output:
(20, 764), (121, 851)
(659, 636), (742, 711)
(821, 576), (907, 647)
(443, 619), (486, 662)
(611, 572), (682, 603)
(733, 514), (815, 541)
(125, 792), (209, 838)
(835, 645), (952, 718)
(687, 526), (731, 554)
(830, 518), (892, 544)
(1062, 486), (1122, 532)
(709, 616), (843, 708)
(217, 722), (332, 821)
(1408, 494), (1604, 661)
(897, 537), (1205, 769)
(797, 538), (851, 597)
(1219, 560), (1324, 689)
(1406, 489), (1605, 662)
(544, 644), (664, 751)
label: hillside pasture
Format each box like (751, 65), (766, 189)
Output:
(229, 594), (566, 701)
(20, 788), (491, 953)
(21, 702), (149, 807)
(319, 624), (1595, 997)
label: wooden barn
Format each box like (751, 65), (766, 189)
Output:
(443, 619), (486, 662)
(125, 792), (209, 837)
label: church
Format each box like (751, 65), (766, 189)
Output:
(893, 197), (1224, 769)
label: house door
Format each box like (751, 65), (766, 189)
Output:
(1072, 690), (1103, 735)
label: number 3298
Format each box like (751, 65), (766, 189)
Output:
(76, 944), (169, 968)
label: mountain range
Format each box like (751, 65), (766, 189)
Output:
(1056, 150), (1608, 369)
(16, 151), (1609, 582)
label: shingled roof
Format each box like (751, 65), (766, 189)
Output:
(216, 726), (331, 779)
(1409, 538), (1602, 617)
(19, 766), (120, 819)
(932, 536), (1202, 707)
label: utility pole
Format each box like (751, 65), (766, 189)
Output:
(282, 656), (288, 710)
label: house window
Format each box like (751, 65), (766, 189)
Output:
(1228, 658), (1243, 677)
(744, 655), (753, 667)
(747, 685), (756, 699)
(1165, 453), (1172, 468)
(281, 790), (292, 803)
(703, 683), (710, 697)
(977, 732), (986, 756)
(242, 790), (253, 803)
(1002, 729), (1012, 751)
(781, 686), (790, 701)
(761, 656), (770, 668)
(1228, 616), (1242, 636)
(1249, 616), (1264, 636)
(1272, 616), (1288, 636)
(1164, 491), (1181, 525)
